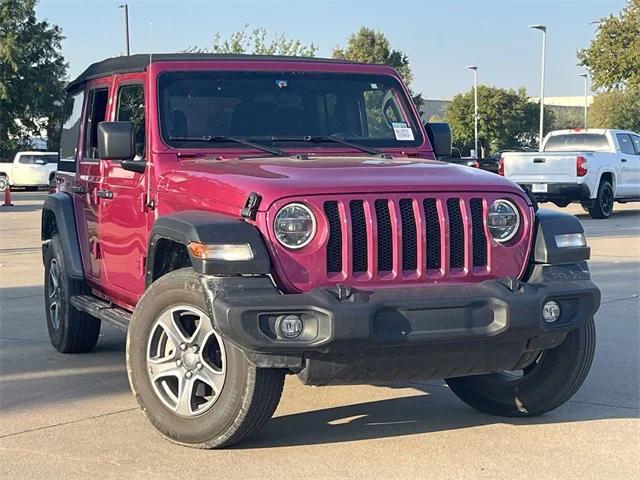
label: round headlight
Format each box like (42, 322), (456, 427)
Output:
(487, 199), (520, 243)
(274, 203), (316, 249)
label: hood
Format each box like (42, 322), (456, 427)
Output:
(162, 155), (528, 212)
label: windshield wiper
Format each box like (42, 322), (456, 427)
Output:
(269, 134), (392, 159)
(168, 135), (289, 157)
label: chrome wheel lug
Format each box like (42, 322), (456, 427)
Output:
(176, 359), (182, 367)
(179, 343), (187, 351)
(196, 362), (202, 370)
(185, 371), (193, 379)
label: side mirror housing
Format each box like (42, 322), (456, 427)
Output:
(97, 121), (135, 161)
(424, 122), (452, 159)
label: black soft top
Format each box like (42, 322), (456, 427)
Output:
(66, 53), (365, 92)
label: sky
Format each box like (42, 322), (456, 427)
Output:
(36, 0), (627, 99)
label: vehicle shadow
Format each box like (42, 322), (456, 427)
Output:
(242, 381), (637, 449)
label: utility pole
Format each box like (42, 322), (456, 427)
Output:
(578, 73), (589, 129)
(529, 25), (547, 150)
(119, 4), (130, 56)
(466, 65), (479, 158)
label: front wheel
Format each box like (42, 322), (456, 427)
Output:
(446, 317), (595, 417)
(0, 175), (8, 192)
(126, 268), (285, 448)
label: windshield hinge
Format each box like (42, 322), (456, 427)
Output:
(241, 192), (262, 220)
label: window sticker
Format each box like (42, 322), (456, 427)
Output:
(392, 122), (415, 141)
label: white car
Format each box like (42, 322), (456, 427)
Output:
(500, 129), (640, 218)
(0, 151), (59, 191)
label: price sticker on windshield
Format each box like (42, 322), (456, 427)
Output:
(392, 122), (415, 141)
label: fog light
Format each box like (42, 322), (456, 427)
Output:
(277, 314), (303, 339)
(543, 301), (561, 323)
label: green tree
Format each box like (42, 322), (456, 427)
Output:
(0, 0), (67, 157)
(333, 27), (423, 107)
(444, 86), (553, 156)
(188, 24), (318, 57)
(578, 0), (640, 91)
(588, 88), (640, 131)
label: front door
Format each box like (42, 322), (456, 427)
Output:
(97, 77), (149, 304)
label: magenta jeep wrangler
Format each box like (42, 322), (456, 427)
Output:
(42, 54), (600, 448)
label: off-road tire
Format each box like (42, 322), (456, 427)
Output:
(446, 317), (595, 416)
(44, 234), (100, 353)
(588, 180), (614, 219)
(126, 268), (285, 449)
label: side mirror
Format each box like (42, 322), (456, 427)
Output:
(424, 122), (452, 159)
(97, 121), (145, 173)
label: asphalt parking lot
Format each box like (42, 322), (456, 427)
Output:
(1, 191), (638, 479)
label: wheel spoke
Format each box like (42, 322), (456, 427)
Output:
(195, 364), (225, 394)
(148, 357), (181, 382)
(175, 376), (196, 416)
(156, 309), (190, 349)
(193, 314), (215, 347)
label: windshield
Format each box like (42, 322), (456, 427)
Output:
(158, 71), (423, 150)
(18, 154), (58, 164)
(544, 134), (610, 152)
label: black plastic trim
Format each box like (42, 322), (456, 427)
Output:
(147, 211), (271, 284)
(533, 208), (591, 264)
(41, 193), (84, 279)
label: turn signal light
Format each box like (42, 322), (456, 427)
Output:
(577, 156), (588, 177)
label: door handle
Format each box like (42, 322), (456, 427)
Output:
(69, 185), (85, 194)
(621, 158), (627, 163)
(96, 189), (114, 199)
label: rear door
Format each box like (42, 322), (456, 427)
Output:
(77, 83), (110, 280)
(616, 133), (636, 196)
(97, 76), (149, 303)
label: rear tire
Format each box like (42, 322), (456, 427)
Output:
(126, 268), (285, 448)
(0, 175), (7, 192)
(446, 317), (595, 417)
(44, 235), (100, 353)
(588, 180), (614, 219)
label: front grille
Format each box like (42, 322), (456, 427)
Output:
(324, 196), (490, 280)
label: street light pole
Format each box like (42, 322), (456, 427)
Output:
(118, 4), (130, 56)
(529, 25), (546, 150)
(578, 73), (588, 129)
(466, 65), (479, 158)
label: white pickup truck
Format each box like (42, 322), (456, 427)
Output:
(0, 151), (58, 192)
(501, 129), (640, 218)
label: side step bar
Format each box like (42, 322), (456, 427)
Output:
(70, 295), (131, 332)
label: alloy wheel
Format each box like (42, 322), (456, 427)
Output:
(146, 305), (226, 417)
(48, 259), (62, 330)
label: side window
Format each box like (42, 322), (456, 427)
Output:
(83, 88), (109, 160)
(630, 135), (640, 155)
(58, 91), (85, 171)
(116, 84), (145, 158)
(616, 134), (635, 155)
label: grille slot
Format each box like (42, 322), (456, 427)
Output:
(423, 199), (441, 269)
(470, 199), (487, 267)
(350, 200), (368, 273)
(399, 199), (417, 270)
(447, 199), (465, 269)
(375, 199), (393, 271)
(324, 201), (342, 273)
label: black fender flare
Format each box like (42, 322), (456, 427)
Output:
(41, 192), (84, 279)
(147, 211), (271, 285)
(533, 208), (590, 265)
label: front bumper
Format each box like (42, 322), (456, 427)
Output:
(202, 264), (600, 385)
